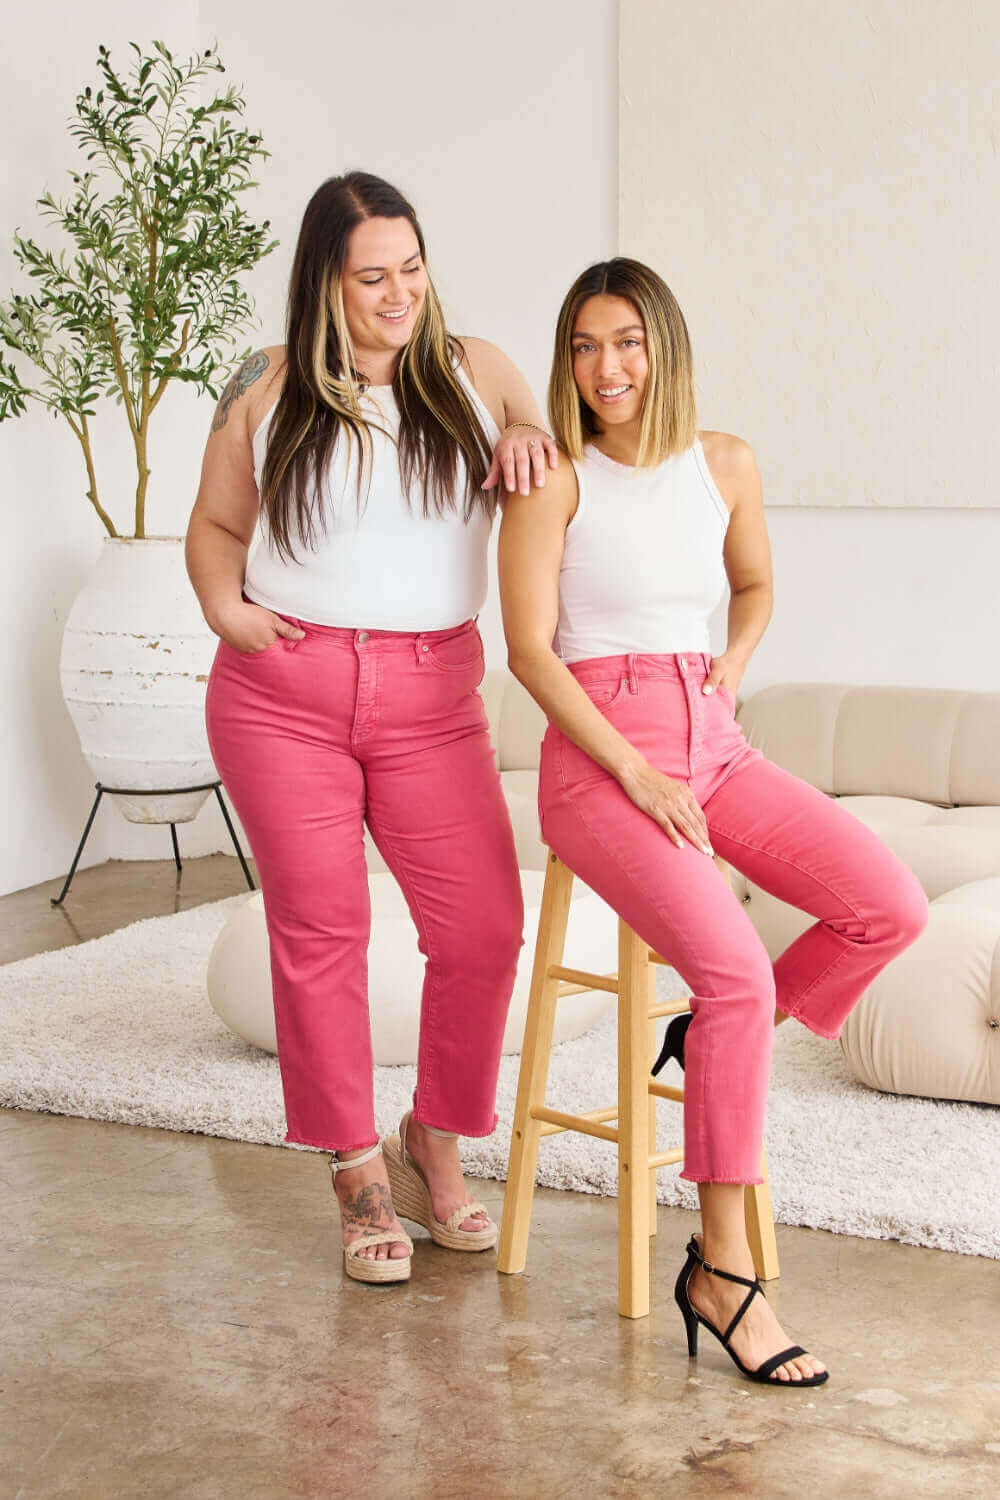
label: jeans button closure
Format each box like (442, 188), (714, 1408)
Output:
(357, 631), (370, 644)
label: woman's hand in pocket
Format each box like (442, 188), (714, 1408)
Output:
(701, 652), (744, 702)
(618, 762), (714, 855)
(211, 599), (306, 654)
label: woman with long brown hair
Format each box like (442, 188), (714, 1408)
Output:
(499, 258), (927, 1380)
(186, 171), (556, 1284)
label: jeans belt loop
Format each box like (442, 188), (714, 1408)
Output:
(415, 632), (427, 666)
(626, 653), (639, 694)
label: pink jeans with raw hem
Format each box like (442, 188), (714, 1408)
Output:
(538, 651), (928, 1185)
(205, 616), (523, 1153)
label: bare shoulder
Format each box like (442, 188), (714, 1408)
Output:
(697, 430), (760, 510)
(451, 335), (514, 433)
(212, 345), (287, 439)
(453, 335), (509, 377)
(500, 448), (579, 524)
(453, 334), (509, 392)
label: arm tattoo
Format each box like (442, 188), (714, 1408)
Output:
(212, 351), (270, 432)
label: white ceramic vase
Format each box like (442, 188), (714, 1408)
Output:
(59, 536), (219, 824)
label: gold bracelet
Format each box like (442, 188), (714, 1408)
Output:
(503, 421), (549, 435)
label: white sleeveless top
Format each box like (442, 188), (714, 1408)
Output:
(243, 363), (500, 630)
(554, 440), (730, 663)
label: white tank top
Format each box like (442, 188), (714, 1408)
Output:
(243, 363), (500, 630)
(554, 440), (730, 663)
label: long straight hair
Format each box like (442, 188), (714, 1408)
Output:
(549, 258), (697, 466)
(261, 172), (495, 560)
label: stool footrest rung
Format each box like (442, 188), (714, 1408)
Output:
(549, 964), (619, 994)
(649, 1081), (685, 1103)
(556, 979), (608, 998)
(648, 1148), (685, 1169)
(532, 1105), (620, 1143)
(647, 999), (692, 1020)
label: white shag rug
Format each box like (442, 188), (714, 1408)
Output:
(2, 896), (996, 1260)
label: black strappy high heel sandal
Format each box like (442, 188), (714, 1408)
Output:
(651, 1012), (692, 1076)
(674, 1235), (829, 1387)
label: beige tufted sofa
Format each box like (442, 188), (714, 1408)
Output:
(432, 671), (1000, 1108)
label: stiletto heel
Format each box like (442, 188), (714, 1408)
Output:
(674, 1235), (828, 1387)
(681, 1299), (699, 1356)
(673, 1251), (700, 1354)
(651, 1012), (691, 1076)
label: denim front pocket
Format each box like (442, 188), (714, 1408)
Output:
(584, 676), (629, 710)
(423, 625), (484, 674)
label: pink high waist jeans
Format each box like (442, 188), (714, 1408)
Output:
(538, 652), (928, 1185)
(205, 617), (523, 1152)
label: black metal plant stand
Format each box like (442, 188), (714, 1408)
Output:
(50, 780), (255, 907)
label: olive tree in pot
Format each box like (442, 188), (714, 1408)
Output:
(0, 40), (276, 827)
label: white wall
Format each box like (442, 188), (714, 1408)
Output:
(1, 0), (618, 894)
(1, 3), (201, 893)
(723, 508), (1000, 703)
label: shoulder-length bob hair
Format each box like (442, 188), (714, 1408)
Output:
(548, 258), (697, 467)
(261, 171), (495, 560)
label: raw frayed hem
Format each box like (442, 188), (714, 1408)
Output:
(679, 1170), (766, 1186)
(284, 1130), (380, 1154)
(778, 1002), (841, 1041)
(411, 1111), (499, 1140)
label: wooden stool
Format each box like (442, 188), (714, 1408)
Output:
(497, 850), (780, 1318)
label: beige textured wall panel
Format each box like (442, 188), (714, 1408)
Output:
(620, 1), (999, 507)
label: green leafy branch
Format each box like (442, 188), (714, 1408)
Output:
(0, 40), (277, 537)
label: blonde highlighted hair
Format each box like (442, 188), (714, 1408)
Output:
(548, 258), (697, 466)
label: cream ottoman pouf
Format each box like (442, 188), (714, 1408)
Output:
(733, 863), (1000, 1107)
(839, 877), (1000, 1105)
(207, 868), (618, 1065)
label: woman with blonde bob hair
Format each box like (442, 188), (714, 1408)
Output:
(186, 171), (558, 1286)
(499, 257), (927, 1385)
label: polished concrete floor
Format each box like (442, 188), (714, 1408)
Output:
(2, 857), (999, 1499)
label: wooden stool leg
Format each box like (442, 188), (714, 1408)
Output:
(617, 922), (650, 1318)
(745, 1148), (780, 1281)
(497, 853), (575, 1276)
(718, 856), (780, 1281)
(647, 961), (658, 1238)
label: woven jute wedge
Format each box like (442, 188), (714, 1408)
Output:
(383, 1113), (498, 1252)
(342, 1227), (414, 1284)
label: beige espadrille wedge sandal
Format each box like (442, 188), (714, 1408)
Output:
(330, 1141), (414, 1284)
(383, 1113), (498, 1252)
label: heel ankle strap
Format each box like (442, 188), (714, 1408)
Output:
(685, 1235), (763, 1345)
(685, 1235), (761, 1292)
(422, 1122), (457, 1138)
(330, 1140), (382, 1178)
